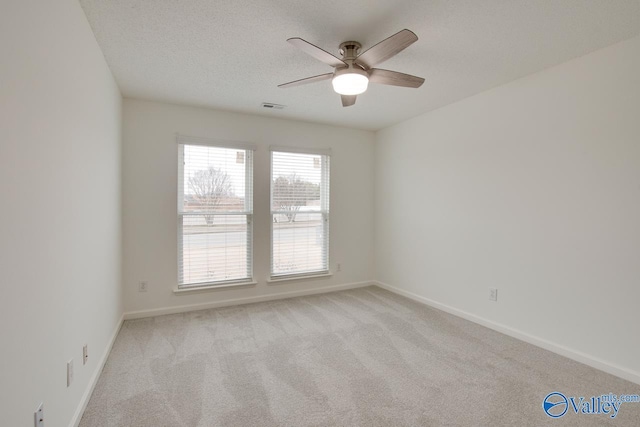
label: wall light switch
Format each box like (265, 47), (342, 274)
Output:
(34, 402), (44, 427)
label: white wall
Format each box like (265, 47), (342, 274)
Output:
(122, 99), (375, 315)
(0, 1), (123, 426)
(375, 35), (640, 382)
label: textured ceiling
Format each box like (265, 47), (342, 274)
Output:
(79, 0), (640, 131)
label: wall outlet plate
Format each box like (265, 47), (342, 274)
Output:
(138, 281), (148, 292)
(489, 288), (498, 302)
(34, 402), (44, 427)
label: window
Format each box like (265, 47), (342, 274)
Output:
(178, 138), (254, 288)
(271, 148), (330, 278)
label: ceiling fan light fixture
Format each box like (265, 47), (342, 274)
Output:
(332, 68), (369, 95)
(280, 30), (423, 106)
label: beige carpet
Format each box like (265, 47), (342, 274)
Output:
(80, 286), (640, 426)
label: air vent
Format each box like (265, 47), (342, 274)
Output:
(261, 102), (286, 110)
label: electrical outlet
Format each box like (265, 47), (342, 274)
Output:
(489, 288), (498, 302)
(83, 344), (88, 365)
(67, 359), (74, 387)
(138, 281), (148, 292)
(34, 402), (44, 427)
(336, 263), (342, 272)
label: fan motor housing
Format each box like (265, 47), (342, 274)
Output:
(333, 66), (368, 79)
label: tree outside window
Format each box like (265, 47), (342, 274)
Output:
(272, 173), (320, 222)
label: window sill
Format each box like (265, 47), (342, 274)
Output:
(173, 281), (258, 294)
(267, 272), (333, 284)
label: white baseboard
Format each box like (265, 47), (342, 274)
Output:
(375, 281), (640, 386)
(124, 281), (374, 320)
(70, 313), (125, 427)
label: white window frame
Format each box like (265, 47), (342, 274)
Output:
(269, 146), (331, 280)
(177, 134), (256, 290)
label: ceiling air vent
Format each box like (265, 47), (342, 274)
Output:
(261, 102), (286, 110)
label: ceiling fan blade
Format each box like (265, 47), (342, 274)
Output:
(341, 95), (357, 107)
(287, 38), (347, 68)
(278, 73), (333, 88)
(368, 68), (424, 88)
(355, 29), (418, 69)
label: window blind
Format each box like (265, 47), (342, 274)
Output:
(270, 150), (330, 278)
(178, 143), (253, 287)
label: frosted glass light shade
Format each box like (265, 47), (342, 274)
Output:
(332, 71), (369, 95)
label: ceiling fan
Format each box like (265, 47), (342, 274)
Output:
(279, 29), (424, 107)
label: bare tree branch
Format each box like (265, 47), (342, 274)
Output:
(272, 173), (320, 222)
(188, 167), (233, 224)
